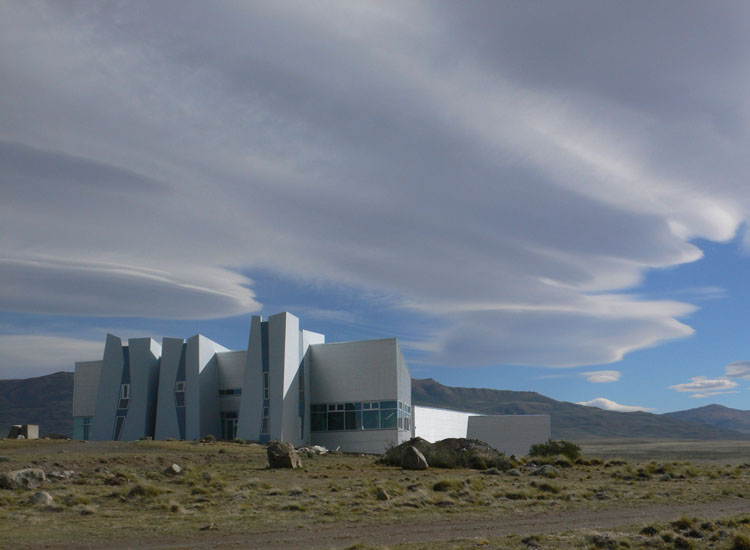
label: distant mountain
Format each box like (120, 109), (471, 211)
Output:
(0, 371), (74, 437)
(663, 404), (750, 434)
(412, 378), (750, 440)
(2, 372), (748, 441)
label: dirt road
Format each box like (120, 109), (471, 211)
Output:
(24, 497), (749, 549)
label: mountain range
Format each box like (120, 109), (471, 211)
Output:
(1, 372), (749, 440)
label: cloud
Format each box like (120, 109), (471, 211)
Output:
(580, 370), (621, 383)
(725, 361), (750, 380)
(2, 2), (749, 367)
(668, 376), (739, 398)
(577, 397), (654, 413)
(0, 335), (103, 379)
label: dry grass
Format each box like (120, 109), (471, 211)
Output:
(0, 438), (748, 548)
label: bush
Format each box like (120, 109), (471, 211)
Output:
(732, 534), (750, 550)
(528, 439), (581, 462)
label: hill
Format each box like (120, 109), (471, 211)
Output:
(663, 404), (750, 434)
(412, 378), (750, 440)
(0, 371), (74, 437)
(2, 372), (748, 441)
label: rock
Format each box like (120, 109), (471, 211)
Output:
(485, 467), (502, 475)
(79, 505), (97, 515)
(29, 491), (54, 505)
(266, 441), (302, 469)
(200, 522), (218, 531)
(0, 468), (46, 489)
(164, 464), (182, 475)
(17, 435), (26, 440)
(400, 446), (428, 470)
(376, 488), (390, 501)
(533, 465), (559, 478)
(506, 468), (522, 477)
(288, 487), (304, 496)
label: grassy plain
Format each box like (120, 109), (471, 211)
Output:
(0, 438), (748, 549)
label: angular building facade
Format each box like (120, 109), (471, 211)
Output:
(73, 312), (415, 453)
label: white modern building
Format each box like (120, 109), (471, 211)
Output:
(73, 311), (550, 455)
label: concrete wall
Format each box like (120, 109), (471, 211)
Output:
(90, 335), (125, 441)
(467, 415), (551, 457)
(192, 335), (228, 440)
(300, 330), (324, 444)
(268, 312), (299, 443)
(309, 338), (410, 453)
(154, 337), (184, 440)
(73, 361), (102, 418)
(216, 350), (246, 413)
(237, 316), (264, 441)
(119, 338), (161, 440)
(414, 405), (478, 442)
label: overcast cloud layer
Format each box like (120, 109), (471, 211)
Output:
(2, 2), (749, 369)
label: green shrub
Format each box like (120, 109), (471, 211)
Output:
(732, 534), (750, 550)
(432, 478), (463, 492)
(528, 439), (581, 461)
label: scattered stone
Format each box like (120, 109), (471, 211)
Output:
(0, 468), (46, 489)
(266, 441), (302, 469)
(401, 446), (428, 470)
(17, 435), (25, 440)
(376, 488), (390, 501)
(48, 470), (75, 481)
(660, 473), (672, 481)
(29, 491), (54, 505)
(164, 463), (182, 475)
(79, 505), (97, 515)
(506, 468), (522, 477)
(484, 467), (502, 475)
(200, 522), (218, 531)
(288, 487), (304, 496)
(105, 473), (128, 486)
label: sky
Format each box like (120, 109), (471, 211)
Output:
(1, 1), (748, 414)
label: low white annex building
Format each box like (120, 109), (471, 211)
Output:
(73, 311), (550, 455)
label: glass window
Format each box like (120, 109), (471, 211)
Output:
(118, 398), (130, 410)
(345, 411), (361, 430)
(327, 411), (345, 431)
(380, 408), (397, 429)
(120, 384), (130, 399)
(261, 407), (269, 434)
(362, 409), (379, 429)
(311, 412), (326, 432)
(175, 381), (185, 392)
(263, 372), (269, 400)
(113, 416), (125, 440)
(363, 402), (371, 410)
(311, 404), (326, 412)
(380, 400), (397, 409)
(175, 392), (185, 407)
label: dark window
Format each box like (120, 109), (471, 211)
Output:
(345, 411), (361, 430)
(118, 399), (130, 410)
(363, 409), (379, 429)
(311, 412), (326, 432)
(113, 416), (125, 440)
(327, 411), (345, 431)
(380, 408), (397, 429)
(175, 392), (185, 407)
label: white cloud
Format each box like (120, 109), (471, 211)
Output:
(1, 3), (749, 367)
(0, 335), (103, 379)
(577, 397), (654, 413)
(668, 376), (740, 399)
(725, 361), (750, 380)
(580, 370), (621, 383)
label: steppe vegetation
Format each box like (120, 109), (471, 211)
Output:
(0, 438), (748, 549)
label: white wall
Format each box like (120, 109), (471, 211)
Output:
(120, 337), (161, 440)
(90, 334), (125, 441)
(414, 405), (478, 442)
(237, 316), (264, 441)
(467, 415), (551, 457)
(73, 361), (102, 418)
(193, 334), (228, 439)
(154, 337), (184, 440)
(217, 350), (246, 413)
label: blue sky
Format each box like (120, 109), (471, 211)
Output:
(1, 2), (748, 414)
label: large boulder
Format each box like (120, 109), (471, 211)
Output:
(267, 441), (302, 469)
(401, 446), (429, 470)
(0, 468), (46, 490)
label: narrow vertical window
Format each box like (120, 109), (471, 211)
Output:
(175, 380), (186, 407)
(118, 384), (131, 409)
(261, 406), (269, 434)
(263, 372), (269, 400)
